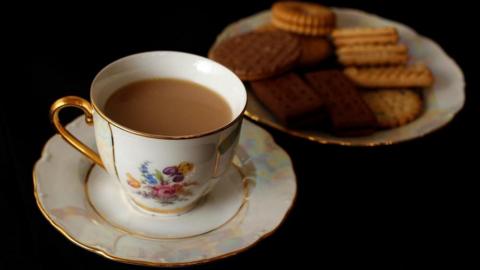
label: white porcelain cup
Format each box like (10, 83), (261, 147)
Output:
(50, 51), (247, 214)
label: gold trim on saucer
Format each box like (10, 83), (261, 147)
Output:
(33, 158), (296, 267)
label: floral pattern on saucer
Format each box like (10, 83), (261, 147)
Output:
(127, 161), (197, 205)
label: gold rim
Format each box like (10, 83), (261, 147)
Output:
(89, 51), (248, 140)
(32, 132), (297, 267)
(243, 110), (375, 146)
(244, 109), (461, 147)
(84, 163), (251, 240)
(107, 123), (120, 178)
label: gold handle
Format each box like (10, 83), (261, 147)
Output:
(50, 96), (104, 168)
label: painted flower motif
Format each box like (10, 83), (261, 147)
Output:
(127, 173), (141, 188)
(178, 162), (194, 175)
(173, 184), (184, 193)
(140, 162), (158, 185)
(163, 166), (178, 176)
(172, 174), (184, 182)
(128, 161), (196, 205)
(150, 184), (177, 199)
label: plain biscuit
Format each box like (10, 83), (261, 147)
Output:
(361, 89), (423, 128)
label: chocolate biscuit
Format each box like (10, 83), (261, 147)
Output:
(209, 31), (301, 81)
(304, 70), (377, 134)
(250, 73), (325, 128)
(297, 36), (332, 67)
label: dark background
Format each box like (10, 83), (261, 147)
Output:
(4, 0), (477, 268)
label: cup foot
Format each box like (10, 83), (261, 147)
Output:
(128, 196), (203, 217)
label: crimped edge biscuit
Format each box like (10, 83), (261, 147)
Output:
(272, 16), (334, 36)
(344, 64), (434, 88)
(332, 27), (397, 38)
(272, 1), (336, 27)
(338, 53), (408, 66)
(337, 44), (408, 55)
(333, 34), (399, 46)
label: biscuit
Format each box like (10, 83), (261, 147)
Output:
(304, 70), (377, 134)
(336, 44), (408, 55)
(344, 64), (434, 88)
(332, 27), (397, 38)
(209, 31), (301, 81)
(250, 73), (325, 127)
(337, 52), (408, 66)
(333, 35), (399, 47)
(336, 43), (409, 66)
(361, 89), (423, 128)
(271, 2), (335, 36)
(297, 36), (332, 67)
(332, 27), (399, 47)
(272, 17), (335, 36)
(252, 23), (332, 68)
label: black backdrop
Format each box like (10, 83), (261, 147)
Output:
(4, 0), (478, 268)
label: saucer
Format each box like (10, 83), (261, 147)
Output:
(212, 8), (465, 146)
(33, 116), (296, 266)
(87, 162), (246, 239)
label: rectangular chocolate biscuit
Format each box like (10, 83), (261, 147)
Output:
(250, 73), (326, 128)
(304, 70), (377, 135)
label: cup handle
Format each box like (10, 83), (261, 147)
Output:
(50, 96), (104, 168)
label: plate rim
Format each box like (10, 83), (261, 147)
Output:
(33, 118), (297, 267)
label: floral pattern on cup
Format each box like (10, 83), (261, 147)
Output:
(127, 161), (197, 205)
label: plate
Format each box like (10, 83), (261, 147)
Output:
(211, 8), (465, 146)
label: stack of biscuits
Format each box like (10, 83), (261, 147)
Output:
(209, 1), (435, 135)
(331, 26), (434, 128)
(332, 27), (408, 66)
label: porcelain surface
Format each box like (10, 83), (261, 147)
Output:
(34, 117), (296, 266)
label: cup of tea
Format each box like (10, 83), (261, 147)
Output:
(50, 51), (247, 215)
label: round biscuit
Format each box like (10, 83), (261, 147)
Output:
(272, 2), (335, 27)
(209, 31), (301, 81)
(361, 89), (423, 128)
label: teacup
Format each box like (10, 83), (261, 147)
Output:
(50, 51), (247, 215)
